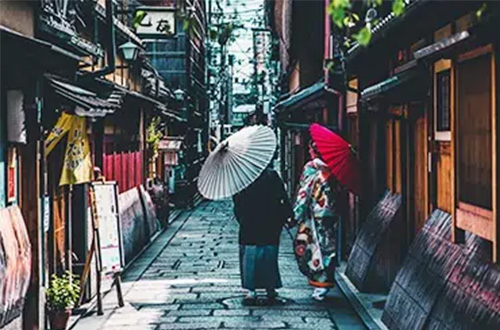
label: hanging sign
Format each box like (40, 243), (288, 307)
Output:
(6, 90), (26, 144)
(135, 8), (176, 36)
(59, 116), (93, 186)
(45, 112), (74, 157)
(7, 148), (17, 203)
(39, 0), (104, 57)
(43, 196), (51, 232)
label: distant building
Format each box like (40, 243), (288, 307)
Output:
(231, 104), (255, 129)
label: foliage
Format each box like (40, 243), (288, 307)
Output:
(328, 0), (408, 48)
(146, 116), (164, 161)
(355, 26), (372, 46)
(217, 22), (240, 45)
(132, 10), (147, 30)
(476, 3), (488, 19)
(392, 0), (405, 17)
(46, 271), (80, 311)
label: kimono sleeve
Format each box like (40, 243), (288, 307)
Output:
(293, 168), (313, 223)
(270, 171), (293, 223)
(312, 178), (335, 219)
(232, 195), (242, 223)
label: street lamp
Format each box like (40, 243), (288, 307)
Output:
(119, 41), (141, 62)
(174, 89), (185, 101)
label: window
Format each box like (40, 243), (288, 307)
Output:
(434, 59), (452, 141)
(436, 70), (451, 131)
(457, 53), (492, 210)
(346, 78), (358, 114)
(386, 117), (402, 194)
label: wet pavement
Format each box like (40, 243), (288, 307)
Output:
(73, 201), (366, 330)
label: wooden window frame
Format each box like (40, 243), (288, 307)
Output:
(434, 59), (452, 141)
(346, 78), (358, 114)
(452, 44), (497, 262)
(386, 113), (403, 194)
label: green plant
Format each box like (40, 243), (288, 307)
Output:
(46, 271), (80, 311)
(146, 116), (164, 161)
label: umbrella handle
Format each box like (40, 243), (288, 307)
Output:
(349, 144), (357, 154)
(220, 141), (229, 151)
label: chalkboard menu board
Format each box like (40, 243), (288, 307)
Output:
(90, 182), (123, 275)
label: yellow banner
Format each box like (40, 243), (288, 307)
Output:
(59, 116), (93, 186)
(44, 112), (73, 157)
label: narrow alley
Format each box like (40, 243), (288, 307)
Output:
(73, 201), (365, 330)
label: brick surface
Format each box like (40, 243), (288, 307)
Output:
(73, 201), (366, 330)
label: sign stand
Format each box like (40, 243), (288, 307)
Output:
(78, 182), (124, 313)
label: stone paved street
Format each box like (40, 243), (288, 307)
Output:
(73, 201), (365, 330)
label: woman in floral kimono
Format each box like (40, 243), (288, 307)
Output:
(290, 141), (341, 301)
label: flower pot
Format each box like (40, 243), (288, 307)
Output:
(48, 309), (72, 330)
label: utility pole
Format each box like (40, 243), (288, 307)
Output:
(228, 54), (235, 130)
(207, 0), (212, 145)
(252, 29), (258, 104)
(219, 41), (227, 141)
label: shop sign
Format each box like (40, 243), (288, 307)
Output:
(90, 182), (123, 276)
(7, 167), (16, 203)
(39, 0), (104, 57)
(6, 91), (26, 144)
(164, 152), (179, 166)
(7, 148), (17, 204)
(43, 196), (51, 232)
(135, 8), (176, 37)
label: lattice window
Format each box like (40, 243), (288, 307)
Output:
(436, 70), (451, 132)
(457, 54), (492, 209)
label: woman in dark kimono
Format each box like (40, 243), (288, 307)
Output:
(233, 166), (292, 303)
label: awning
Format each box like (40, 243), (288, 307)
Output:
(87, 77), (185, 122)
(414, 30), (470, 61)
(46, 76), (123, 117)
(274, 82), (340, 113)
(360, 68), (421, 102)
(127, 90), (185, 122)
(0, 26), (83, 63)
(158, 137), (184, 151)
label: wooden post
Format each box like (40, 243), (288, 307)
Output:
(450, 56), (465, 244)
(88, 186), (104, 315)
(21, 78), (45, 330)
(114, 273), (124, 307)
(67, 185), (73, 275)
(492, 43), (498, 263)
(76, 237), (95, 307)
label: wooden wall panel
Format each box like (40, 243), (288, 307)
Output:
(52, 191), (66, 272)
(394, 120), (402, 194)
(386, 120), (394, 191)
(413, 115), (428, 232)
(436, 144), (452, 213)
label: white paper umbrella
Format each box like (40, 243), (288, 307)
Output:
(198, 125), (277, 200)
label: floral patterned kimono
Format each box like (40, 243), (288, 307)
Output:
(293, 158), (340, 287)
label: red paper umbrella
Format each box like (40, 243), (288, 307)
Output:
(309, 123), (362, 195)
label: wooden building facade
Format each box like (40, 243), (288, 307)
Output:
(342, 1), (500, 328)
(135, 0), (208, 207)
(1, 1), (196, 329)
(268, 0), (499, 328)
(267, 0), (343, 194)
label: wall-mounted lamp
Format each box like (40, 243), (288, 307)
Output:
(174, 89), (185, 101)
(119, 41), (141, 62)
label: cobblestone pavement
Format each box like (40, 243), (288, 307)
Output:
(74, 201), (365, 330)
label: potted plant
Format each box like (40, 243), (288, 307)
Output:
(46, 271), (80, 330)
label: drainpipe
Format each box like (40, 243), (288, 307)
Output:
(82, 0), (116, 78)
